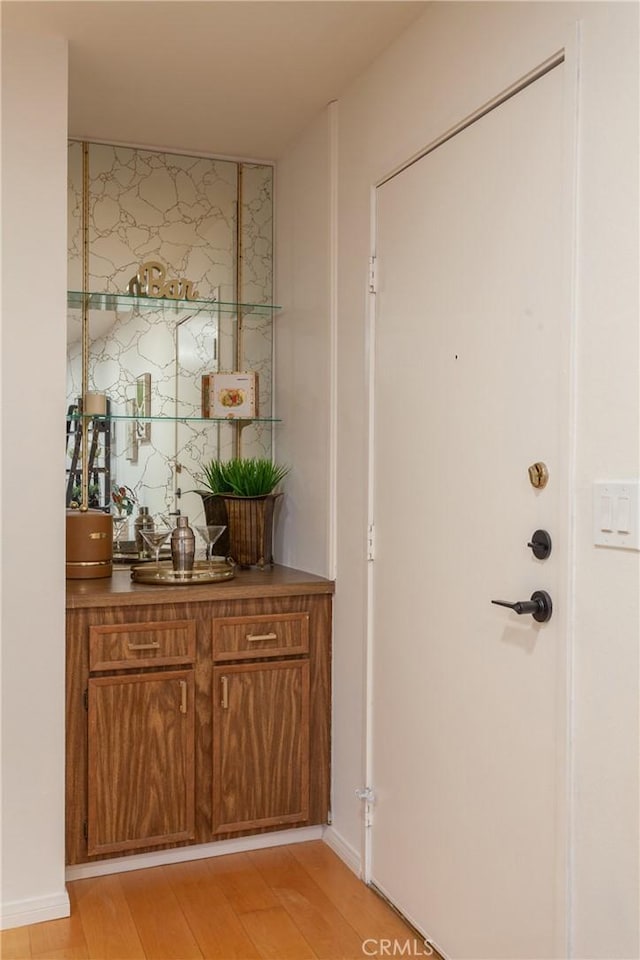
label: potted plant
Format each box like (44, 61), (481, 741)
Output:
(194, 457), (289, 568)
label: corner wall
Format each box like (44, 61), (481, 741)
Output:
(1, 25), (70, 927)
(274, 109), (333, 577)
(276, 3), (639, 956)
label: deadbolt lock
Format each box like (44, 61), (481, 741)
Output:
(528, 461), (549, 490)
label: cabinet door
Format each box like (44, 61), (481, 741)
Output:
(88, 669), (195, 856)
(213, 660), (310, 834)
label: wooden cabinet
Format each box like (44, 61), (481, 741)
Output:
(211, 608), (312, 834)
(88, 669), (195, 856)
(213, 660), (310, 834)
(66, 566), (332, 865)
(88, 619), (196, 671)
(212, 611), (309, 661)
(83, 617), (197, 856)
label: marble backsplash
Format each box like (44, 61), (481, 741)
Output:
(67, 141), (274, 529)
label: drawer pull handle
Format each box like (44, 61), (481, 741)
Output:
(246, 632), (278, 642)
(179, 680), (187, 714)
(128, 641), (161, 651)
(221, 675), (229, 709)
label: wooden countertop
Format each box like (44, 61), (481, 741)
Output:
(66, 564), (335, 610)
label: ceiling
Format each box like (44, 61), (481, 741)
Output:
(4, 0), (427, 160)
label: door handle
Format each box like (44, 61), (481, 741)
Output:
(491, 590), (552, 623)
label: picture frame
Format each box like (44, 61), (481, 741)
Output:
(208, 371), (258, 419)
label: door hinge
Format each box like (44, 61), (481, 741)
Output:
(355, 786), (375, 803)
(367, 523), (375, 561)
(83, 689), (88, 711)
(368, 256), (378, 294)
(83, 819), (88, 841)
(355, 786), (376, 827)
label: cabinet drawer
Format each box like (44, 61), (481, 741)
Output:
(212, 612), (309, 661)
(89, 620), (196, 671)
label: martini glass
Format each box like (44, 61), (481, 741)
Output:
(139, 521), (172, 570)
(195, 525), (226, 566)
(112, 514), (129, 557)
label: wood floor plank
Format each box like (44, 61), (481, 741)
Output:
(0, 925), (32, 959)
(117, 864), (203, 960)
(163, 858), (262, 959)
(291, 842), (420, 943)
(31, 946), (92, 960)
(72, 874), (146, 960)
(239, 905), (318, 960)
(30, 927), (89, 960)
(4, 841), (428, 960)
(249, 846), (366, 959)
(28, 886), (89, 960)
(204, 851), (280, 915)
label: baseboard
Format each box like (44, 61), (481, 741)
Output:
(322, 825), (362, 877)
(1, 890), (70, 931)
(65, 825), (325, 881)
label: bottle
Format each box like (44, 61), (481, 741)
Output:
(171, 515), (195, 575)
(134, 506), (153, 559)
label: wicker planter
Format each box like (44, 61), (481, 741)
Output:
(220, 493), (282, 568)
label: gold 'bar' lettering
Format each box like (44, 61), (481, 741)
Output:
(126, 261), (199, 302)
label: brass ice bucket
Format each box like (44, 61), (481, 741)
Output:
(66, 509), (113, 579)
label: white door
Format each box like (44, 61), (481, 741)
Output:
(371, 63), (573, 959)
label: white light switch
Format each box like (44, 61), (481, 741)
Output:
(617, 497), (631, 533)
(600, 495), (613, 531)
(593, 481), (640, 550)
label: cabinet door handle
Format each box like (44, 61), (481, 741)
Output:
(246, 632), (278, 642)
(179, 680), (187, 714)
(128, 641), (160, 651)
(220, 675), (229, 709)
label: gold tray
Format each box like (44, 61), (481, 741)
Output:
(130, 559), (235, 585)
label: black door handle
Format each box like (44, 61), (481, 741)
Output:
(491, 590), (552, 623)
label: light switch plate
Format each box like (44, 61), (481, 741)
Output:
(593, 480), (640, 550)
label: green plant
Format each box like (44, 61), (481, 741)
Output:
(197, 459), (234, 495)
(195, 457), (289, 497)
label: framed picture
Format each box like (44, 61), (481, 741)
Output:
(209, 371), (258, 419)
(135, 373), (151, 442)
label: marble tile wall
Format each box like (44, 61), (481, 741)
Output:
(67, 142), (274, 530)
(239, 162), (274, 459)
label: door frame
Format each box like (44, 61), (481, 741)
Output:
(362, 30), (582, 958)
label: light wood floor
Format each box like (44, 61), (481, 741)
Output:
(1, 841), (429, 960)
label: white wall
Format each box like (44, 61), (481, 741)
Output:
(274, 108), (333, 576)
(0, 4), (636, 949)
(570, 8), (640, 952)
(0, 26), (70, 927)
(276, 3), (639, 956)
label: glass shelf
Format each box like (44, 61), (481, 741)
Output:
(67, 290), (281, 316)
(67, 414), (281, 424)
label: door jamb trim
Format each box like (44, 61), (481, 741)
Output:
(364, 40), (581, 959)
(376, 49), (564, 191)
